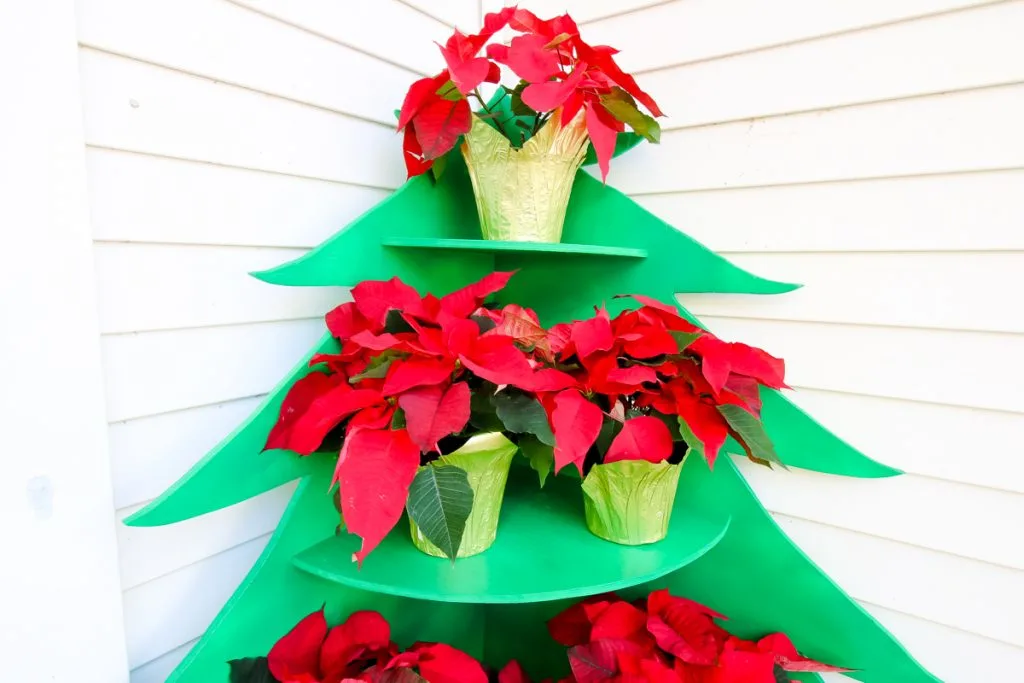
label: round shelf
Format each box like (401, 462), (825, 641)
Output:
(381, 237), (648, 259)
(292, 466), (729, 604)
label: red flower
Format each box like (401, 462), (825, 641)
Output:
(550, 389), (604, 475)
(396, 7), (663, 179)
(269, 609), (330, 683)
(548, 593), (620, 646)
(401, 643), (489, 683)
(604, 416), (674, 464)
(438, 7), (515, 95)
(645, 590), (728, 667)
(268, 610), (399, 683)
(688, 336), (787, 397)
(753, 634), (850, 674)
(550, 590), (849, 683)
(535, 294), (784, 472)
(264, 611), (495, 683)
(266, 271), (588, 562)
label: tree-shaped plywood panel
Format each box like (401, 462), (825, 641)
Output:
(126, 152), (936, 683)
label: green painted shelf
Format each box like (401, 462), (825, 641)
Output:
(292, 466), (729, 604)
(381, 236), (648, 259)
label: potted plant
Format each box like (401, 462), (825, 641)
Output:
(396, 6), (664, 243)
(544, 589), (848, 682)
(228, 608), (492, 683)
(530, 296), (788, 545)
(264, 272), (574, 562)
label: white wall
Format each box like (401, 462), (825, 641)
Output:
(495, 1), (1024, 681)
(0, 1), (128, 681)
(74, 0), (481, 679)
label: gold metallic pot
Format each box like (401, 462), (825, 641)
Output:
(581, 459), (683, 546)
(460, 113), (589, 243)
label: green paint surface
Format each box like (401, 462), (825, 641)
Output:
(293, 463), (728, 604)
(128, 146), (934, 683)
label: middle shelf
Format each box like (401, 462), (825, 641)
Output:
(292, 466), (730, 604)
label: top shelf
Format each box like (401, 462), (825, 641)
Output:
(292, 466), (728, 605)
(381, 237), (648, 259)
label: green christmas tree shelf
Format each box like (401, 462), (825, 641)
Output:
(126, 149), (939, 683)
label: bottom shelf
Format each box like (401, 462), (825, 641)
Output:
(292, 466), (729, 604)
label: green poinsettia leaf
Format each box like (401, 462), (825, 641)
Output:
(471, 314), (497, 334)
(406, 464), (474, 561)
(677, 416), (705, 459)
(652, 411), (685, 442)
(519, 435), (554, 487)
(510, 79), (536, 117)
(349, 350), (399, 383)
(469, 386), (504, 432)
(228, 657), (275, 683)
(595, 415), (624, 456)
(436, 79), (461, 102)
(384, 309), (415, 334)
(492, 391), (555, 446)
(391, 408), (406, 430)
(429, 151), (449, 181)
(719, 403), (787, 469)
(599, 88), (661, 143)
(670, 331), (701, 353)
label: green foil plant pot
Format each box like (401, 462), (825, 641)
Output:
(460, 113), (590, 243)
(581, 459), (684, 546)
(408, 432), (518, 559)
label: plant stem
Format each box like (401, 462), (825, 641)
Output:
(472, 87), (507, 116)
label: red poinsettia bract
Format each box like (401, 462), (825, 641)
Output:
(253, 608), (488, 683)
(266, 608), (395, 683)
(262, 271), (574, 564)
(544, 590), (848, 683)
(396, 6), (663, 180)
(536, 295), (787, 476)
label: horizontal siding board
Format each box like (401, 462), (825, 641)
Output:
(79, 48), (406, 188)
(100, 319), (324, 422)
(117, 485), (293, 590)
(643, 2), (1024, 128)
(580, 0), (1001, 73)
(632, 170), (1024, 252)
(486, 0), (671, 24)
(87, 149), (390, 248)
(109, 396), (264, 509)
(692, 316), (1024, 412)
(130, 639), (194, 683)
(229, 0), (450, 73)
(122, 534), (269, 668)
(775, 514), (1024, 646)
(93, 243), (343, 333)
(736, 459), (1024, 570)
(400, 0), (479, 28)
(681, 252), (1024, 333)
(780, 388), (1024, 494)
(605, 85), (1024, 194)
(861, 604), (1024, 681)
(77, 0), (417, 126)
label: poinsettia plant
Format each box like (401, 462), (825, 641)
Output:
(516, 296), (787, 477)
(543, 589), (848, 683)
(397, 6), (663, 180)
(263, 272), (574, 563)
(228, 608), (492, 683)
